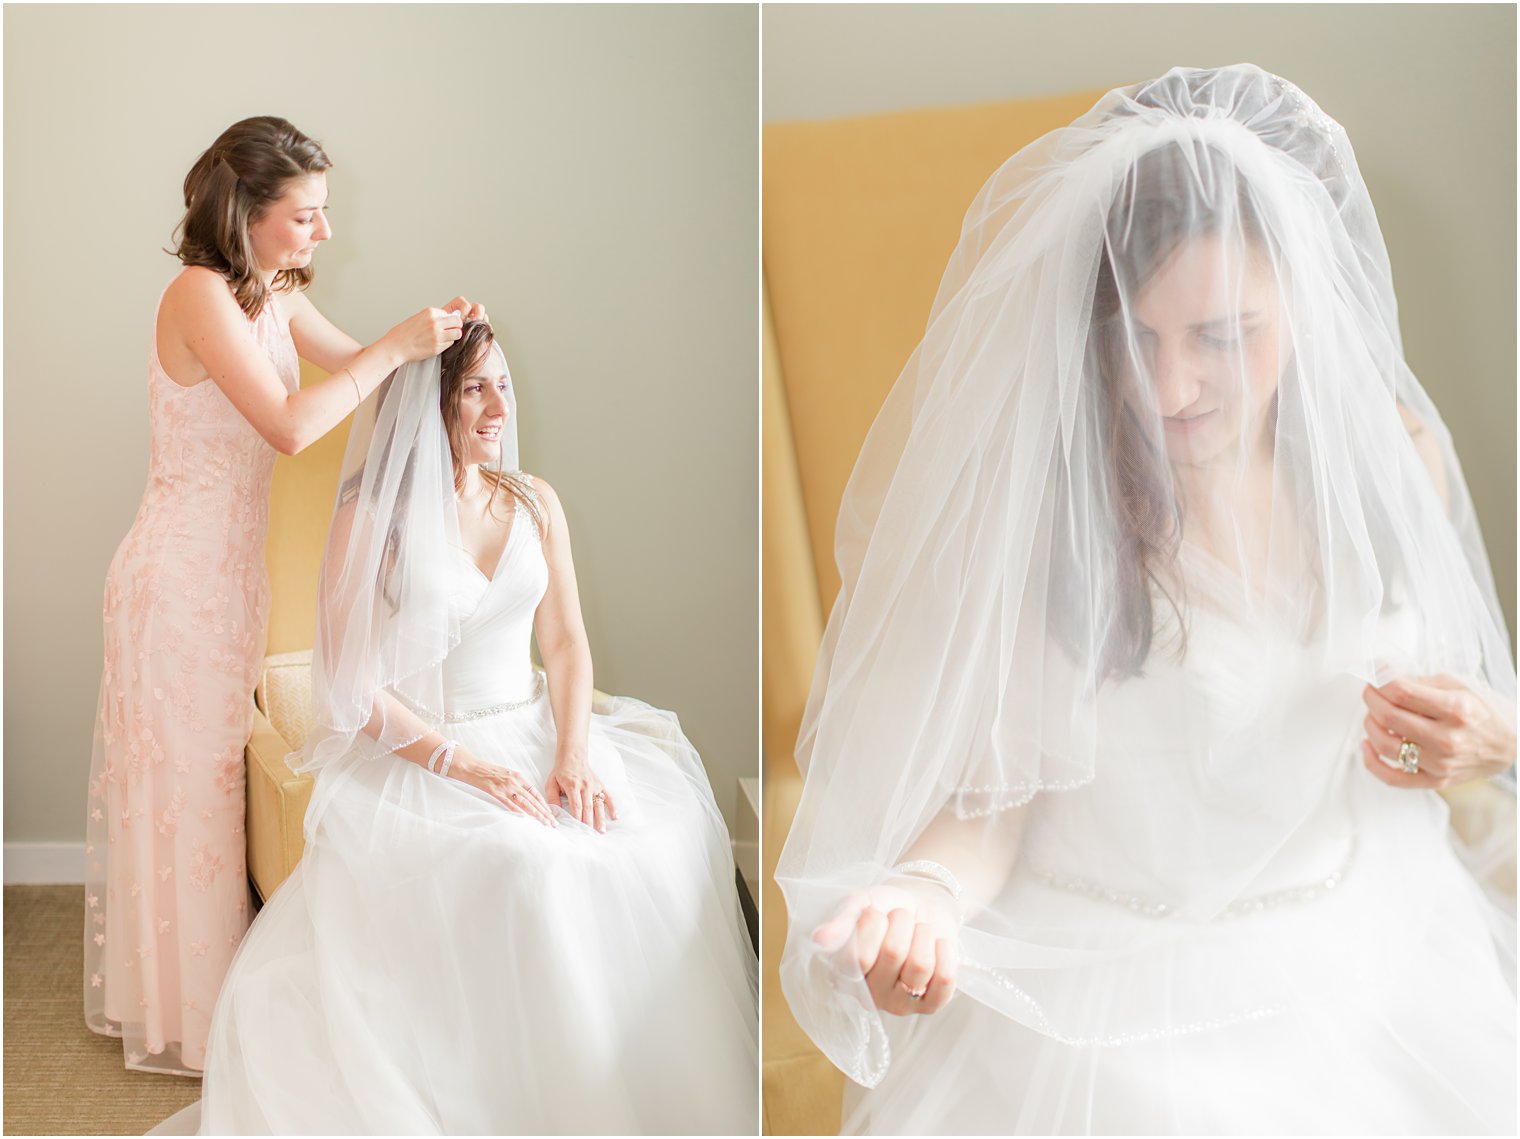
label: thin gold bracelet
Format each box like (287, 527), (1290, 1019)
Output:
(343, 366), (362, 409)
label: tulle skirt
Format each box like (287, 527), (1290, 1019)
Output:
(192, 692), (758, 1134)
(838, 783), (1516, 1136)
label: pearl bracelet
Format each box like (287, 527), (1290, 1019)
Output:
(888, 859), (963, 901)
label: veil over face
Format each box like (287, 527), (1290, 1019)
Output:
(777, 64), (1515, 1088)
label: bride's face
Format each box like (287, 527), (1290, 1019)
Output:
(1121, 232), (1284, 468)
(454, 347), (511, 467)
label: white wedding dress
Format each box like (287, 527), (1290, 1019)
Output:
(837, 559), (1516, 1135)
(176, 497), (757, 1134)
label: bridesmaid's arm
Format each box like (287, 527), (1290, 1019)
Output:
(279, 287), (364, 374)
(530, 477), (595, 772)
(281, 292), (489, 376)
(161, 267), (458, 456)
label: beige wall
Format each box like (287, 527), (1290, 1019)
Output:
(4, 4), (758, 845)
(764, 2), (1517, 642)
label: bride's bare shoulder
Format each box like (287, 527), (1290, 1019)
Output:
(510, 473), (569, 544)
(1397, 403), (1449, 508)
(518, 472), (555, 504)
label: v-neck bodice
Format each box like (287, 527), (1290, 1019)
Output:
(440, 500), (548, 712)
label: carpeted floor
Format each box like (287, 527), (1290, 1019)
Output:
(4, 885), (200, 1136)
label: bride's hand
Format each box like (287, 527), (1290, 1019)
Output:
(443, 296), (489, 326)
(811, 880), (960, 1017)
(382, 307), (465, 362)
(545, 764), (617, 834)
(450, 752), (557, 827)
(1361, 674), (1517, 790)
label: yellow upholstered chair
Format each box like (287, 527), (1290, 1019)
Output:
(760, 89), (1106, 1137)
(761, 88), (1517, 1135)
(245, 361), (351, 903)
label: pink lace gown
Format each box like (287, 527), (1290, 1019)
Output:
(83, 281), (299, 1075)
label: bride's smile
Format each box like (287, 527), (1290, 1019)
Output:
(453, 353), (512, 467)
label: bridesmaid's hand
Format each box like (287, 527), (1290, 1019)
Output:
(382, 307), (464, 362)
(545, 763), (616, 833)
(451, 752), (557, 826)
(1361, 674), (1516, 790)
(812, 881), (960, 1017)
(443, 296), (489, 326)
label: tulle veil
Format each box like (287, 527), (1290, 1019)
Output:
(776, 64), (1516, 1094)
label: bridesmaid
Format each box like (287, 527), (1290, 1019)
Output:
(83, 115), (480, 1075)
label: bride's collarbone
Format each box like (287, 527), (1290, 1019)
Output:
(455, 498), (516, 581)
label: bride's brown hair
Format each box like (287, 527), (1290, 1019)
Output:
(439, 321), (547, 539)
(172, 116), (331, 320)
(1084, 140), (1271, 676)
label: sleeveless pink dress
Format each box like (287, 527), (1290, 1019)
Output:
(83, 280), (299, 1075)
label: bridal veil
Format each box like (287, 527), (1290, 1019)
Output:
(777, 64), (1515, 1093)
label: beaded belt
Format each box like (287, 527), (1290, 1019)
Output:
(1031, 837), (1356, 921)
(442, 673), (545, 722)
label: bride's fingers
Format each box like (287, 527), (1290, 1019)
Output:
(508, 785), (556, 826)
(1361, 739), (1439, 790)
(812, 893), (868, 950)
(918, 938), (959, 1014)
(1362, 685), (1438, 741)
(529, 789), (559, 827)
(865, 908), (915, 1008)
(852, 906), (889, 978)
(602, 791), (618, 821)
(897, 922), (937, 1001)
(496, 792), (526, 816)
(1362, 713), (1400, 753)
(1362, 717), (1446, 777)
(592, 797), (607, 834)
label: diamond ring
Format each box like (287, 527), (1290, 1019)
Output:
(1398, 739), (1421, 775)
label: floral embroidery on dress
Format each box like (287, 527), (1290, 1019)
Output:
(85, 285), (298, 1074)
(157, 786), (188, 836)
(189, 839), (224, 892)
(212, 744), (244, 795)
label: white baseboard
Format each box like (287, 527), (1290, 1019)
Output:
(4, 843), (86, 885)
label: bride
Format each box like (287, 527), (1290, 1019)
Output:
(173, 319), (757, 1134)
(777, 65), (1515, 1134)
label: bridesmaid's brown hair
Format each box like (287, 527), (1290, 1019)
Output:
(172, 116), (331, 320)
